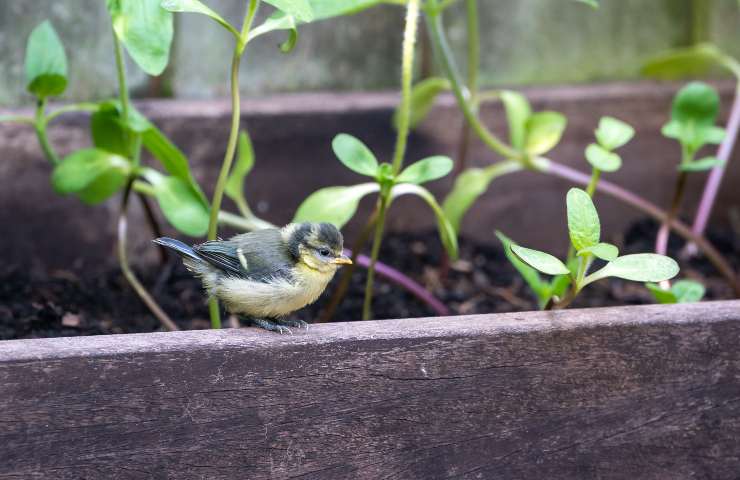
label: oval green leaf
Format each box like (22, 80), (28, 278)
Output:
(671, 81), (720, 127)
(396, 156), (453, 185)
(679, 156), (723, 172)
(77, 169), (129, 205)
(499, 90), (531, 151)
(524, 111), (567, 155)
(578, 242), (618, 261)
(395, 77), (450, 130)
(108, 0), (173, 76)
(595, 116), (634, 151)
(391, 183), (459, 260)
(307, 0), (387, 21)
(332, 134), (379, 177)
(293, 183), (379, 228)
(52, 149), (130, 194)
(495, 231), (550, 303)
(510, 244), (570, 276)
(645, 283), (678, 304)
(642, 43), (738, 80)
(142, 169), (209, 236)
(585, 143), (622, 172)
(586, 254), (679, 285)
(671, 279), (706, 303)
(25, 21), (67, 98)
(566, 188), (600, 251)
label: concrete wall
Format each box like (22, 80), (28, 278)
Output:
(0, 1), (739, 106)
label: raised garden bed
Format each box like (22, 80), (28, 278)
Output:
(2, 301), (739, 478)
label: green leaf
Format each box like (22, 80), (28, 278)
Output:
(442, 162), (521, 233)
(499, 90), (531, 151)
(396, 156), (453, 185)
(77, 169), (129, 205)
(510, 244), (570, 276)
(642, 43), (736, 80)
(225, 131), (255, 203)
(391, 183), (459, 260)
(646, 279), (705, 304)
(573, 0), (598, 7)
(578, 242), (618, 261)
(566, 188), (600, 251)
(91, 107), (129, 156)
(524, 111), (567, 155)
(679, 156), (723, 172)
(646, 283), (678, 304)
(496, 231), (551, 304)
(671, 81), (720, 126)
(671, 279), (706, 303)
(52, 149), (130, 195)
(161, 0), (238, 37)
(395, 77), (450, 130)
(247, 11), (298, 52)
(595, 116), (634, 151)
(262, 0), (313, 22)
(585, 143), (622, 172)
(141, 169), (209, 236)
(293, 183), (379, 228)
(332, 134), (379, 177)
(585, 254), (679, 285)
(107, 0), (173, 76)
(25, 21), (67, 98)
(307, 0), (387, 20)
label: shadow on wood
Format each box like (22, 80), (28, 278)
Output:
(1, 301), (739, 479)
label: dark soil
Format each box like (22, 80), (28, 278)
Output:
(2, 219), (738, 340)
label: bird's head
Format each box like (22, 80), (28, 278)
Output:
(283, 223), (352, 273)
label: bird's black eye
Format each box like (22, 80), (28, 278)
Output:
(319, 248), (331, 257)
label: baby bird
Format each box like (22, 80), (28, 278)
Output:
(153, 223), (351, 333)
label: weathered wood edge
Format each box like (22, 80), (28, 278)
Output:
(2, 301), (738, 363)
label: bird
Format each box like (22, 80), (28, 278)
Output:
(153, 222), (352, 333)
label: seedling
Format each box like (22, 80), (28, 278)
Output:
(646, 280), (706, 304)
(653, 82), (726, 261)
(501, 188), (679, 309)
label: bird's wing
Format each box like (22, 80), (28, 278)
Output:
(193, 229), (294, 282)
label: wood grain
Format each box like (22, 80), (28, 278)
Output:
(1, 301), (740, 479)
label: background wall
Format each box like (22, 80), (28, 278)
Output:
(0, 0), (739, 106)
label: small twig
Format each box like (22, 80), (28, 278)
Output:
(118, 180), (179, 331)
(655, 171), (688, 256)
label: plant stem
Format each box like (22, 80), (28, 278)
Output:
(452, 0), (479, 176)
(391, 0), (419, 174)
(543, 159), (740, 296)
(655, 171), (688, 256)
(138, 192), (167, 266)
(113, 34), (130, 122)
(118, 179), (179, 331)
(46, 102), (99, 123)
(34, 99), (60, 165)
(586, 168), (601, 197)
(363, 198), (390, 320)
(424, 8), (518, 160)
(206, 0), (258, 329)
(363, 0), (421, 320)
(690, 81), (740, 241)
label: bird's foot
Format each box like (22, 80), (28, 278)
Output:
(277, 318), (309, 330)
(249, 317), (292, 335)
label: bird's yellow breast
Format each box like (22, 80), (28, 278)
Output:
(216, 263), (336, 318)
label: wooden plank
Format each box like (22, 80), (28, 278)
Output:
(1, 301), (739, 479)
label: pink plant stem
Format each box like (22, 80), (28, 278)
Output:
(346, 249), (450, 316)
(691, 86), (740, 239)
(544, 160), (740, 296)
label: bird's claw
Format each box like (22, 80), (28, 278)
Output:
(250, 317), (293, 334)
(279, 319), (309, 330)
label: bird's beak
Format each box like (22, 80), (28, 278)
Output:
(331, 255), (353, 265)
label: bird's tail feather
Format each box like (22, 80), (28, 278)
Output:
(153, 237), (202, 262)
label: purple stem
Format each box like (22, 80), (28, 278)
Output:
(691, 84), (740, 237)
(344, 248), (450, 316)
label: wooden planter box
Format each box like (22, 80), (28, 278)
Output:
(2, 301), (739, 478)
(1, 81), (740, 270)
